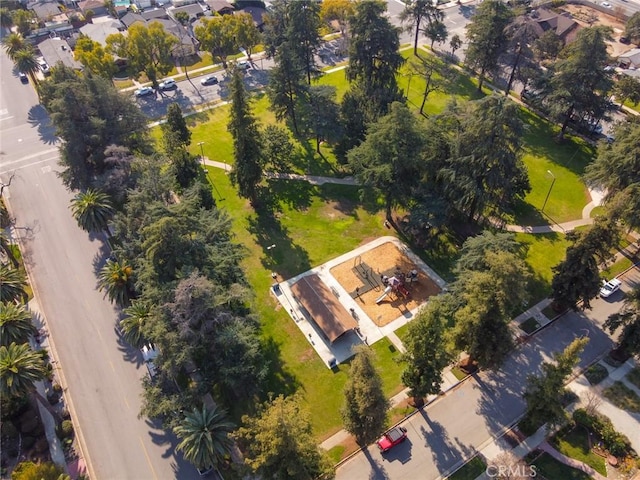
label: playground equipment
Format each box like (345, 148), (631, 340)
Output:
(375, 286), (393, 304)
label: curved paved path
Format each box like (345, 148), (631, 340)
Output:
(203, 158), (603, 234)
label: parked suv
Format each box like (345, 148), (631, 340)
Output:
(158, 78), (177, 91)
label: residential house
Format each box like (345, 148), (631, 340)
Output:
(120, 12), (145, 28)
(78, 0), (108, 17)
(204, 0), (234, 15)
(141, 8), (169, 22)
(149, 18), (197, 56)
(618, 48), (640, 69)
(237, 6), (266, 29)
(529, 8), (580, 45)
(134, 0), (152, 10)
(169, 3), (205, 23)
(38, 37), (83, 69)
(79, 19), (123, 46)
(28, 0), (62, 22)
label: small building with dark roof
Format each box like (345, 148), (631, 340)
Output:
(29, 0), (62, 21)
(78, 0), (108, 16)
(205, 0), (234, 15)
(529, 8), (580, 45)
(237, 6), (266, 29)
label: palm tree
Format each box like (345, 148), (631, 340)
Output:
(70, 189), (115, 235)
(2, 33), (26, 61)
(98, 259), (134, 307)
(0, 303), (37, 347)
(0, 262), (28, 303)
(0, 231), (19, 268)
(120, 300), (150, 348)
(174, 405), (235, 471)
(14, 47), (40, 86)
(0, 342), (47, 399)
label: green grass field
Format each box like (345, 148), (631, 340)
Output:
(530, 452), (592, 480)
(447, 456), (487, 480)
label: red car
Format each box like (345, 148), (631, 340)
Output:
(376, 426), (408, 452)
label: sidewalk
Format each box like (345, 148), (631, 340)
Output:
(471, 357), (639, 480)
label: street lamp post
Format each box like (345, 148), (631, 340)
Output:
(198, 141), (205, 167)
(541, 169), (556, 213)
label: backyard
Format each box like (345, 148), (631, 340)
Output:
(167, 48), (602, 439)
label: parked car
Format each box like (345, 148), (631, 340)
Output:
(134, 87), (154, 97)
(200, 76), (219, 86)
(601, 1), (612, 8)
(376, 426), (408, 452)
(600, 278), (622, 298)
(38, 61), (50, 75)
(158, 78), (177, 91)
(237, 60), (251, 71)
(19, 72), (28, 83)
(141, 344), (159, 378)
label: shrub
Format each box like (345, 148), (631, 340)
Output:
(60, 408), (71, 420)
(34, 436), (50, 453)
(19, 415), (39, 434)
(573, 408), (634, 457)
(584, 364), (608, 385)
(59, 420), (74, 440)
(1, 420), (18, 439)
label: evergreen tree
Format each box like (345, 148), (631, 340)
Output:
(163, 103), (191, 151)
(604, 286), (640, 359)
(236, 394), (334, 480)
(547, 27), (614, 139)
(625, 11), (640, 44)
(341, 346), (389, 445)
(346, 0), (404, 117)
(464, 0), (513, 91)
(438, 94), (529, 221)
(228, 68), (263, 206)
(523, 338), (588, 429)
(348, 102), (427, 218)
(287, 0), (322, 85)
(401, 297), (452, 405)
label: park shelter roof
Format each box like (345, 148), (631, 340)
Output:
(290, 275), (358, 344)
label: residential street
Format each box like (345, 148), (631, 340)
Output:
(335, 268), (638, 480)
(1, 50), (199, 479)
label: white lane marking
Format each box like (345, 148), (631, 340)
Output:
(0, 156), (58, 175)
(0, 116), (14, 122)
(0, 147), (59, 167)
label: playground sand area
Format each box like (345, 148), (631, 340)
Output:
(329, 242), (441, 327)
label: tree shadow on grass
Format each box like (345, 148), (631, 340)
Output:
(264, 177), (315, 212)
(520, 110), (596, 177)
(247, 204), (312, 279)
(258, 336), (301, 403)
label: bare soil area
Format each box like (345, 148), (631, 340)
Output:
(559, 5), (631, 56)
(329, 241), (441, 327)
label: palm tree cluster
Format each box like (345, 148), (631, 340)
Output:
(2, 32), (40, 85)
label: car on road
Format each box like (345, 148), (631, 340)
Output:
(600, 278), (622, 298)
(200, 76), (219, 86)
(38, 61), (50, 75)
(376, 426), (408, 452)
(19, 72), (28, 83)
(601, 1), (612, 7)
(141, 344), (159, 378)
(237, 60), (251, 71)
(134, 87), (154, 98)
(158, 78), (177, 91)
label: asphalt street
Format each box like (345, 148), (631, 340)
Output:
(335, 269), (639, 480)
(1, 50), (199, 479)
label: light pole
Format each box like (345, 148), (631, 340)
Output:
(541, 169), (556, 213)
(198, 141), (205, 167)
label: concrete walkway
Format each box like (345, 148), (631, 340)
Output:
(202, 160), (605, 235)
(471, 357), (640, 480)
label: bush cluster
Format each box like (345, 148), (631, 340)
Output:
(573, 408), (634, 457)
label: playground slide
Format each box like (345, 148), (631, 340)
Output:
(375, 286), (393, 304)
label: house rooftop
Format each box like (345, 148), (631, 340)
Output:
(38, 37), (83, 70)
(79, 20), (123, 46)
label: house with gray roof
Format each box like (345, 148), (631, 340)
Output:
(170, 3), (205, 22)
(618, 48), (640, 70)
(120, 12), (145, 27)
(79, 20), (123, 46)
(78, 0), (108, 16)
(38, 37), (83, 70)
(204, 0), (234, 15)
(29, 0), (62, 21)
(141, 8), (168, 21)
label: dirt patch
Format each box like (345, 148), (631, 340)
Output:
(329, 241), (441, 327)
(559, 5), (630, 57)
